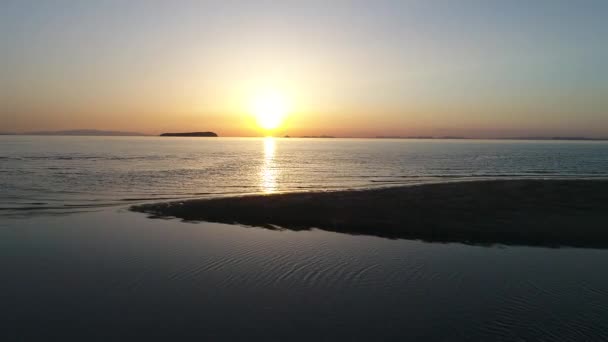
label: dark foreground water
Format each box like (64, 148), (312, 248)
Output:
(2, 209), (608, 341)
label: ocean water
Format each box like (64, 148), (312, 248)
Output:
(2, 136), (608, 340)
(2, 135), (607, 216)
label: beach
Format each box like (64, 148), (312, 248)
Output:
(133, 179), (608, 248)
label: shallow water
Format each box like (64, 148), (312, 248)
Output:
(2, 136), (608, 216)
(1, 209), (608, 341)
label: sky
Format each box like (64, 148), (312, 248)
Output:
(2, 0), (607, 137)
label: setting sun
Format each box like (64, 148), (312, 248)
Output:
(251, 90), (290, 130)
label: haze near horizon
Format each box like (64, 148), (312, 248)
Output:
(2, 0), (607, 137)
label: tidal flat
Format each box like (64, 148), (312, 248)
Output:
(133, 179), (608, 248)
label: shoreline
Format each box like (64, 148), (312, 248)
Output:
(132, 179), (608, 248)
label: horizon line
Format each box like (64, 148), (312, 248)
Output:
(2, 130), (608, 141)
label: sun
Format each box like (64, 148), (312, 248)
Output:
(251, 90), (290, 130)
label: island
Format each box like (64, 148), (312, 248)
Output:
(160, 132), (218, 137)
(132, 179), (608, 249)
(298, 135), (335, 138)
(20, 129), (147, 136)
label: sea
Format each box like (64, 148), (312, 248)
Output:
(2, 136), (608, 216)
(1, 135), (608, 340)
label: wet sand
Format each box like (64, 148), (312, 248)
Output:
(132, 180), (608, 248)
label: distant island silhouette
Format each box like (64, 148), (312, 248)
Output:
(375, 135), (608, 140)
(298, 135), (335, 138)
(19, 129), (147, 136)
(2, 130), (606, 140)
(160, 132), (218, 137)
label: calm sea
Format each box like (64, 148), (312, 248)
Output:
(2, 136), (608, 340)
(2, 135), (607, 216)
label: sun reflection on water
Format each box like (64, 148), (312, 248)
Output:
(260, 137), (278, 193)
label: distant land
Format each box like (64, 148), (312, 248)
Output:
(502, 136), (608, 141)
(1, 130), (606, 140)
(375, 136), (608, 141)
(160, 132), (218, 137)
(297, 135), (335, 138)
(13, 129), (148, 136)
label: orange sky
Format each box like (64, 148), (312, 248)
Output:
(2, 1), (607, 137)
